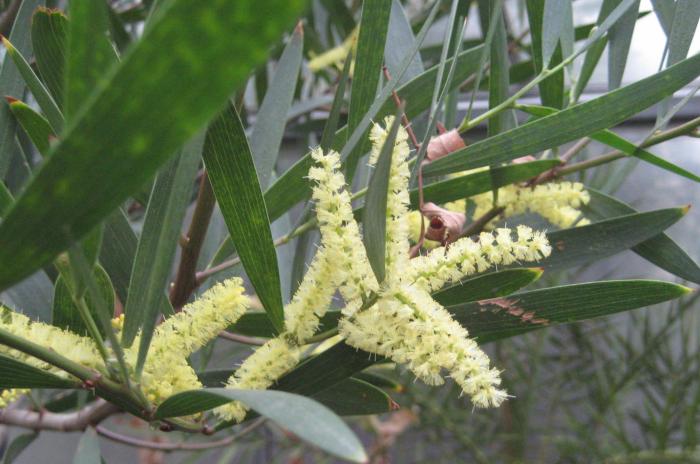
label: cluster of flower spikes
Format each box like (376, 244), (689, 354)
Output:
(213, 117), (554, 418)
(0, 278), (250, 409)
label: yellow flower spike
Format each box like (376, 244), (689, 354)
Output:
(472, 181), (591, 229)
(215, 337), (300, 422)
(136, 277), (250, 405)
(0, 389), (28, 408)
(307, 28), (358, 73)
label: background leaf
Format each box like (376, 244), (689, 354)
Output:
(72, 428), (101, 464)
(0, 0), (305, 292)
(0, 353), (76, 388)
(31, 7), (68, 107)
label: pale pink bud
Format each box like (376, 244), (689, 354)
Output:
(422, 202), (466, 244)
(426, 129), (466, 162)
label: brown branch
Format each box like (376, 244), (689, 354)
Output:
(169, 172), (216, 310)
(461, 206), (505, 238)
(95, 418), (265, 451)
(0, 400), (118, 432)
(382, 66), (420, 150)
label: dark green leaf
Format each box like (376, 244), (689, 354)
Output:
(424, 53), (700, 177)
(319, 51), (351, 151)
(0, 0), (42, 178)
(0, 353), (76, 388)
(1, 36), (63, 132)
(250, 23), (303, 189)
(526, 0), (565, 108)
(8, 99), (53, 156)
(363, 112), (402, 282)
(100, 209), (136, 305)
(31, 7), (68, 107)
(73, 428), (101, 464)
(584, 189), (700, 283)
(449, 280), (691, 343)
(0, 0), (306, 292)
(65, 0), (119, 122)
(487, 2), (515, 135)
(540, 207), (688, 271)
(122, 137), (202, 357)
(310, 378), (395, 416)
(53, 265), (114, 338)
(1, 432), (37, 464)
(203, 104), (284, 333)
(155, 388), (366, 463)
(434, 268), (544, 307)
(344, 0), (391, 180)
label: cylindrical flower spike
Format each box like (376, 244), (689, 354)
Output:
(369, 117), (412, 285)
(215, 337), (300, 422)
(136, 277), (249, 404)
(408, 225), (552, 293)
(472, 182), (591, 229)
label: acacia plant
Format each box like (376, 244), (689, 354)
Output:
(0, 0), (699, 462)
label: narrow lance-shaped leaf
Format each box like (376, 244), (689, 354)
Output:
(450, 280), (692, 343)
(424, 52), (700, 177)
(1, 36), (63, 132)
(73, 428), (101, 464)
(363, 111), (402, 282)
(0, 0), (306, 292)
(1, 432), (37, 464)
(516, 103), (700, 182)
(155, 389), (367, 463)
(344, 0), (392, 181)
(608, 0), (640, 89)
(31, 7), (69, 107)
(203, 104), (284, 333)
(0, 353), (77, 388)
(65, 0), (120, 121)
(526, 0), (565, 108)
(542, 0), (574, 67)
(54, 265), (114, 338)
(8, 99), (54, 156)
(539, 207), (688, 271)
(121, 136), (202, 354)
(0, 0), (42, 178)
(584, 189), (700, 284)
(250, 22), (304, 189)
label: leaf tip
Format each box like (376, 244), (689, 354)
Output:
(4, 96), (19, 105)
(681, 204), (692, 215)
(0, 35), (13, 51)
(294, 19), (304, 37)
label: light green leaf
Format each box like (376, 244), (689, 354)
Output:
(0, 0), (42, 178)
(424, 53), (700, 177)
(1, 432), (37, 464)
(155, 388), (367, 463)
(203, 104), (284, 333)
(0, 0), (306, 292)
(385, 0), (424, 85)
(526, 0), (565, 108)
(250, 22), (303, 189)
(53, 265), (114, 338)
(122, 137), (202, 359)
(8, 99), (54, 156)
(608, 0), (640, 89)
(542, 0), (574, 67)
(31, 7), (69, 107)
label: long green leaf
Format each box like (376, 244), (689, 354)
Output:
(203, 104), (284, 333)
(31, 7), (69, 107)
(449, 280), (691, 343)
(526, 0), (565, 108)
(363, 112), (401, 282)
(424, 52), (700, 176)
(53, 265), (114, 338)
(122, 137), (202, 356)
(0, 0), (42, 178)
(65, 0), (119, 122)
(584, 189), (700, 283)
(542, 0), (574, 67)
(8, 99), (54, 156)
(344, 0), (392, 180)
(0, 0), (306, 292)
(608, 0), (640, 89)
(516, 103), (700, 182)
(540, 207), (688, 271)
(155, 388), (367, 463)
(0, 353), (76, 388)
(1, 36), (63, 132)
(385, 0), (424, 85)
(250, 22), (303, 189)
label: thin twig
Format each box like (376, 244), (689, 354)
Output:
(170, 172), (216, 309)
(95, 418), (265, 451)
(0, 400), (118, 431)
(218, 331), (267, 346)
(461, 206), (505, 238)
(383, 66), (421, 149)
